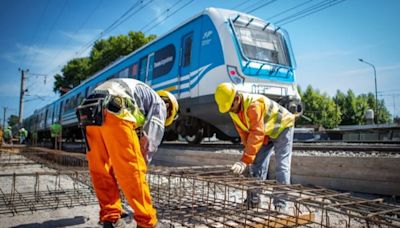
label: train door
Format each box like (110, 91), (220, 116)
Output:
(139, 56), (147, 83)
(146, 53), (154, 85)
(59, 101), (63, 125)
(179, 32), (193, 98)
(44, 108), (49, 129)
(54, 103), (59, 124)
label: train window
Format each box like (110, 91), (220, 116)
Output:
(64, 99), (69, 111)
(147, 54), (154, 82)
(77, 92), (83, 105)
(139, 56), (147, 82)
(85, 87), (89, 98)
(182, 35), (192, 67)
(119, 68), (129, 78)
(130, 63), (138, 78)
(59, 101), (63, 120)
(153, 44), (175, 79)
(88, 85), (96, 95)
(233, 22), (289, 66)
(74, 94), (79, 107)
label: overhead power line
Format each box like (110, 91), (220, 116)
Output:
(232, 0), (251, 11)
(22, 0), (50, 63)
(266, 0), (315, 21)
(29, 0), (68, 71)
(47, 0), (150, 75)
(241, 0), (268, 13)
(142, 0), (194, 34)
(246, 0), (277, 14)
(73, 0), (146, 58)
(104, 0), (154, 36)
(139, 0), (182, 32)
(46, 0), (104, 72)
(275, 0), (347, 26)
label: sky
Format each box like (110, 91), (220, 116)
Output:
(0, 0), (399, 124)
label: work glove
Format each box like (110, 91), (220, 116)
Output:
(231, 161), (247, 175)
(139, 133), (149, 164)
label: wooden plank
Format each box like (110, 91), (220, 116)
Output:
(247, 213), (315, 228)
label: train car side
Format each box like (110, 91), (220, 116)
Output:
(24, 7), (301, 144)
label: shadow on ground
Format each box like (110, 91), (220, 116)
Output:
(11, 216), (88, 228)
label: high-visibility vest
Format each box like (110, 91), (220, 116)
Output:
(229, 94), (295, 139)
(111, 96), (146, 128)
(50, 124), (62, 137)
(94, 79), (152, 128)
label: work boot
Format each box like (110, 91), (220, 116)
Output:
(103, 218), (127, 228)
(154, 221), (171, 228)
(243, 198), (261, 209)
(121, 210), (134, 224)
(274, 204), (288, 214)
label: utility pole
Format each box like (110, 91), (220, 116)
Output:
(393, 94), (396, 117)
(2, 107), (6, 128)
(358, 58), (378, 124)
(18, 68), (29, 124)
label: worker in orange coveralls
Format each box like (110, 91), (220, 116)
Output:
(215, 82), (296, 211)
(77, 78), (178, 228)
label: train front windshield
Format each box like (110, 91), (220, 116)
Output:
(234, 22), (290, 67)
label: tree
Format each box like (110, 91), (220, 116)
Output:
(88, 31), (156, 76)
(334, 90), (391, 125)
(53, 57), (90, 95)
(377, 99), (392, 123)
(53, 31), (156, 95)
(298, 85), (341, 128)
(7, 115), (19, 127)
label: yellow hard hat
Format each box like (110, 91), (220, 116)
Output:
(157, 90), (179, 126)
(214, 83), (237, 113)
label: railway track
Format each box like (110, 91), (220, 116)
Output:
(161, 142), (400, 153)
(51, 141), (400, 154)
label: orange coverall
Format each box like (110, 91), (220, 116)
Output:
(86, 111), (157, 227)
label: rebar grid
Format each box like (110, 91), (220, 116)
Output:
(148, 166), (400, 227)
(1, 149), (400, 227)
(22, 151), (88, 170)
(0, 171), (96, 215)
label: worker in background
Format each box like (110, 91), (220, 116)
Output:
(4, 126), (13, 145)
(215, 82), (296, 211)
(50, 122), (62, 149)
(19, 127), (28, 144)
(0, 126), (3, 146)
(76, 78), (178, 228)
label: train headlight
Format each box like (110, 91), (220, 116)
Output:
(227, 65), (245, 84)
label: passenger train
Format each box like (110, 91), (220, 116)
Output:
(23, 7), (302, 144)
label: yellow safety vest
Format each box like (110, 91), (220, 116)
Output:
(109, 96), (146, 128)
(229, 94), (295, 139)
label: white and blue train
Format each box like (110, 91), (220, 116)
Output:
(24, 7), (302, 144)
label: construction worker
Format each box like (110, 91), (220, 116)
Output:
(0, 126), (3, 146)
(214, 82), (296, 211)
(50, 122), (62, 149)
(19, 127), (28, 144)
(76, 78), (178, 228)
(4, 126), (13, 145)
